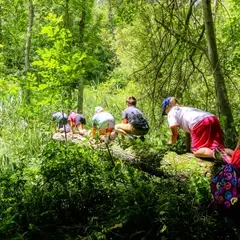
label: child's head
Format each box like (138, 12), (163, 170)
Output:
(169, 97), (179, 106)
(94, 106), (104, 114)
(161, 97), (179, 115)
(126, 96), (137, 106)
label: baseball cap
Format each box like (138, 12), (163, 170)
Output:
(161, 97), (171, 115)
(94, 106), (104, 114)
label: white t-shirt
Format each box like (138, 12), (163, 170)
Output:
(167, 106), (214, 133)
(92, 111), (115, 130)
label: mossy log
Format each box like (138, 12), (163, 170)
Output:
(109, 144), (222, 179)
(52, 133), (222, 179)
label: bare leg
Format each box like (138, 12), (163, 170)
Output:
(115, 127), (127, 136)
(77, 124), (84, 135)
(193, 148), (214, 158)
(110, 131), (118, 140)
(104, 131), (111, 143)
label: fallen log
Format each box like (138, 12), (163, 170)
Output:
(109, 143), (222, 179)
(52, 133), (222, 179)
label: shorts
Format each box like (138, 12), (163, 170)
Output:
(191, 116), (225, 151)
(115, 123), (149, 136)
(98, 120), (115, 135)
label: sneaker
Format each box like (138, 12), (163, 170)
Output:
(213, 147), (222, 161)
(139, 136), (145, 142)
(126, 133), (135, 140)
(213, 147), (231, 164)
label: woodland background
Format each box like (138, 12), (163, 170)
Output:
(0, 0), (240, 239)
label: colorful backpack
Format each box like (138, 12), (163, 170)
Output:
(210, 164), (240, 211)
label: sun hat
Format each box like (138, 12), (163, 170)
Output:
(94, 106), (104, 114)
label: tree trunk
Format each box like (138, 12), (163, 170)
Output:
(77, 78), (84, 113)
(64, 0), (70, 29)
(0, 6), (2, 43)
(79, 2), (86, 45)
(52, 133), (218, 179)
(108, 1), (118, 66)
(24, 0), (34, 104)
(77, 1), (86, 113)
(202, 0), (234, 133)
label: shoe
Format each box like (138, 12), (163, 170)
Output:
(213, 147), (231, 164)
(213, 147), (222, 161)
(126, 133), (135, 140)
(139, 136), (145, 142)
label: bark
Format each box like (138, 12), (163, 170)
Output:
(110, 145), (217, 179)
(77, 1), (86, 113)
(202, 0), (234, 132)
(0, 6), (2, 43)
(24, 0), (34, 104)
(77, 78), (84, 113)
(52, 132), (218, 179)
(64, 0), (70, 29)
(79, 1), (86, 45)
(108, 1), (118, 65)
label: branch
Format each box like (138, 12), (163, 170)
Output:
(155, 18), (209, 61)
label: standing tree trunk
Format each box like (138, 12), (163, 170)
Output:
(24, 0), (34, 104)
(202, 0), (234, 134)
(77, 1), (86, 113)
(108, 1), (118, 66)
(0, 6), (2, 43)
(77, 77), (84, 113)
(64, 0), (70, 29)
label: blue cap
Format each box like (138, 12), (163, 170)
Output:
(161, 97), (171, 115)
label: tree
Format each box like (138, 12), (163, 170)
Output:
(24, 0), (34, 104)
(32, 14), (86, 109)
(202, 0), (235, 134)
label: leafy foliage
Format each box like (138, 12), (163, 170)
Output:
(0, 129), (237, 239)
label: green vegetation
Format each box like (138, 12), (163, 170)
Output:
(0, 0), (240, 239)
(0, 133), (235, 239)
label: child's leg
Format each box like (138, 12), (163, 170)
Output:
(115, 123), (133, 135)
(77, 124), (85, 134)
(193, 147), (214, 158)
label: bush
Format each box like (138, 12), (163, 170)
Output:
(0, 138), (237, 239)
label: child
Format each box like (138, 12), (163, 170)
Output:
(162, 96), (233, 160)
(90, 106), (117, 143)
(210, 140), (240, 238)
(68, 111), (86, 135)
(52, 111), (70, 133)
(115, 96), (149, 141)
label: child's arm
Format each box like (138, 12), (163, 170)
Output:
(78, 123), (84, 132)
(69, 121), (74, 135)
(90, 126), (97, 139)
(235, 139), (240, 150)
(168, 126), (178, 144)
(185, 132), (191, 152)
(122, 119), (128, 124)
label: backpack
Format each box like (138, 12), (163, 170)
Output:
(210, 164), (240, 211)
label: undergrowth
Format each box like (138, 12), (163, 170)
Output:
(0, 138), (237, 239)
